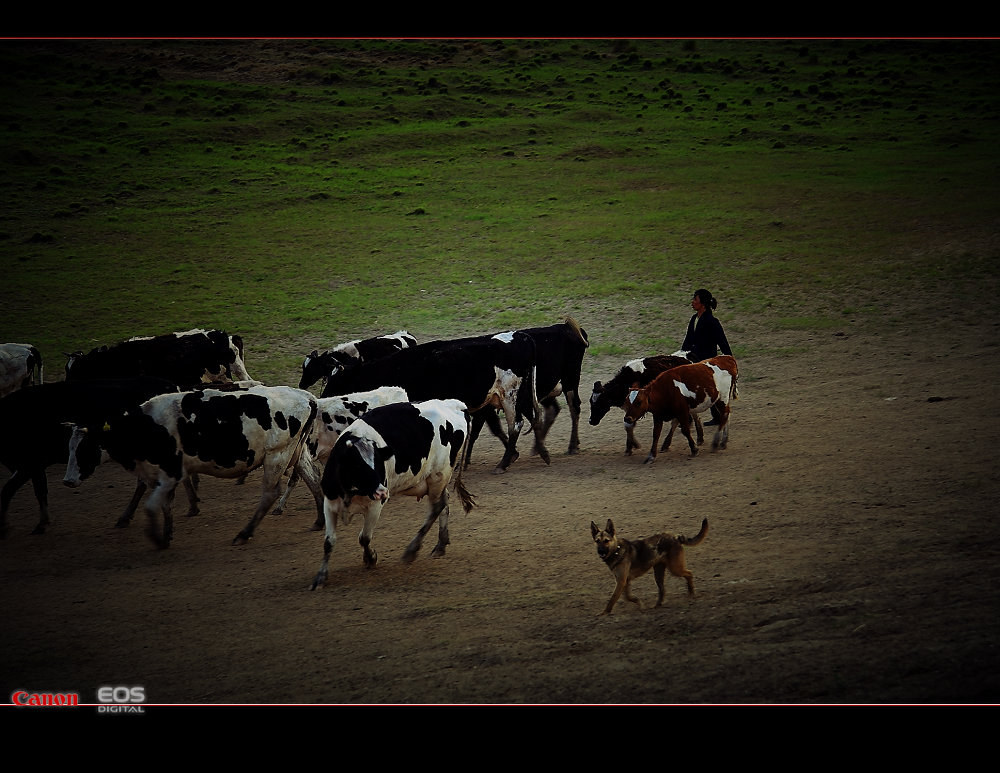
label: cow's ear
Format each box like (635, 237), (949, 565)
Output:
(593, 381), (603, 392)
(375, 444), (395, 464)
(308, 349), (318, 358)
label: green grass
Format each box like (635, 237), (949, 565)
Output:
(2, 38), (998, 384)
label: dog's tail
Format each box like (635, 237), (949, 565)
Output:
(678, 518), (708, 547)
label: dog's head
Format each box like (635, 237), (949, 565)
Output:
(590, 519), (618, 559)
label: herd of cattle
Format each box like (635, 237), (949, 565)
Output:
(0, 324), (738, 588)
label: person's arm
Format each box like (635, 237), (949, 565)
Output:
(715, 319), (732, 357)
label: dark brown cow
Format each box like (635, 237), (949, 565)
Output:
(622, 356), (739, 464)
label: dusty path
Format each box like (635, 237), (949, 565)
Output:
(2, 309), (999, 705)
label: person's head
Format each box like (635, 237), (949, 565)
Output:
(692, 288), (717, 314)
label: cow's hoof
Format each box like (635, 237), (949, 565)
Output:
(643, 456), (656, 465)
(310, 573), (327, 591)
(363, 550), (378, 568)
(492, 466), (508, 475)
(402, 549), (418, 563)
(30, 524), (47, 535)
(115, 518), (131, 529)
(232, 533), (251, 546)
(430, 545), (446, 558)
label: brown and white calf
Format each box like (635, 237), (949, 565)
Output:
(622, 355), (739, 464)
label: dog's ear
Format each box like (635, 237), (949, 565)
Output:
(590, 521), (599, 538)
(605, 519), (615, 535)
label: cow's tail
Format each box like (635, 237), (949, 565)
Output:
(286, 397), (319, 475)
(29, 346), (43, 385)
(565, 316), (589, 348)
(520, 362), (543, 431)
(729, 359), (740, 402)
(451, 413), (477, 513)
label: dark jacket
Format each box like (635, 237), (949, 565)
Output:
(682, 309), (732, 363)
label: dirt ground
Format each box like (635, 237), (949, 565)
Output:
(2, 301), (999, 707)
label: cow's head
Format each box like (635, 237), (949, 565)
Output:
(301, 351), (359, 390)
(62, 424), (105, 488)
(589, 380), (613, 426)
(622, 385), (650, 429)
(299, 350), (326, 390)
(63, 351), (83, 378)
(322, 432), (390, 504)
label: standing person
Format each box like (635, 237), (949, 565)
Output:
(681, 289), (733, 424)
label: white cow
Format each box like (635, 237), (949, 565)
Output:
(0, 343), (43, 397)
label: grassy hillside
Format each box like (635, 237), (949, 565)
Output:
(2, 39), (998, 384)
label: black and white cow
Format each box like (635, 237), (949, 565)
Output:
(65, 328), (251, 387)
(321, 332), (539, 473)
(0, 377), (184, 537)
(272, 385), (409, 516)
(63, 385), (323, 549)
(310, 399), (475, 590)
(0, 343), (43, 397)
(590, 354), (694, 455)
(299, 330), (416, 391)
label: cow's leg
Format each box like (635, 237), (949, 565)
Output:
(464, 411), (487, 469)
(292, 452), (325, 531)
(565, 389), (582, 455)
(403, 488), (450, 562)
(711, 403), (730, 451)
(679, 413), (699, 456)
(0, 471), (28, 538)
(120, 477), (198, 528)
(624, 422), (640, 455)
(645, 417), (664, 464)
(116, 480), (148, 528)
(232, 487), (279, 546)
(27, 471), (52, 535)
(358, 501), (384, 568)
(145, 481), (178, 549)
(694, 414), (705, 446)
(660, 420), (679, 452)
(532, 396), (560, 460)
(272, 469), (298, 515)
(1, 469), (47, 537)
(494, 400), (525, 474)
(311, 498), (342, 590)
(0, 470), (49, 538)
(183, 476), (200, 518)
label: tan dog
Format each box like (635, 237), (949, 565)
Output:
(590, 518), (708, 615)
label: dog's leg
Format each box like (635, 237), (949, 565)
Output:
(668, 549), (696, 595)
(602, 575), (630, 615)
(623, 578), (642, 608)
(654, 563), (667, 607)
